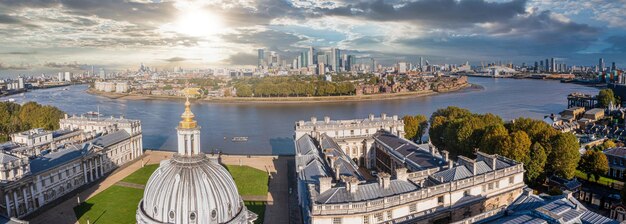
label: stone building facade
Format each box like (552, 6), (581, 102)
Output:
(295, 114), (404, 169)
(294, 115), (526, 224)
(0, 115), (143, 220)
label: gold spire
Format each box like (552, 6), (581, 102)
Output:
(178, 88), (201, 129)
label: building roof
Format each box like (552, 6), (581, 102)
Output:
(320, 134), (363, 180)
(0, 152), (19, 164)
(481, 191), (619, 224)
(373, 131), (445, 171)
(295, 134), (330, 184)
(29, 144), (87, 174)
(585, 108), (605, 114)
(604, 147), (626, 158)
(91, 130), (130, 148)
(430, 165), (473, 183)
(315, 180), (418, 204)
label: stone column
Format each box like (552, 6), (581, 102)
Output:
(21, 187), (28, 211)
(12, 191), (19, 215)
(83, 162), (88, 183)
(5, 194), (11, 217)
(99, 156), (104, 176)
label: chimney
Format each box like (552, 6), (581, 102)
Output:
(298, 120), (304, 126)
(64, 114), (68, 119)
(319, 177), (332, 193)
(477, 152), (498, 170)
(334, 162), (342, 180)
(448, 160), (454, 169)
(396, 168), (408, 181)
(120, 115), (124, 119)
(392, 115), (398, 121)
(381, 113), (387, 120)
(441, 150), (449, 161)
(378, 172), (391, 189)
(344, 176), (359, 193)
(324, 116), (330, 124)
(311, 117), (317, 124)
(369, 114), (375, 121)
(458, 156), (476, 174)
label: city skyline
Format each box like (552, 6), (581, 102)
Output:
(0, 0), (625, 74)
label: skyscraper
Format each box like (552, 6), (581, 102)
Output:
(599, 58), (605, 72)
(308, 46), (315, 66)
(257, 49), (265, 68)
(550, 58), (555, 73)
(330, 48), (340, 72)
(612, 62), (616, 72)
(545, 59), (549, 72)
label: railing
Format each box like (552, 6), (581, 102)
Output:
(310, 163), (524, 215)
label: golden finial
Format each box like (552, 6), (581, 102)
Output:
(179, 88), (201, 129)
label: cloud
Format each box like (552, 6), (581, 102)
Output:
(221, 52), (257, 66)
(163, 57), (200, 63)
(44, 62), (87, 69)
(0, 63), (30, 70)
(1, 51), (36, 55)
(322, 0), (527, 27)
(0, 14), (21, 24)
(222, 29), (307, 52)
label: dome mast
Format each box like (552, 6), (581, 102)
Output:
(177, 88), (202, 156)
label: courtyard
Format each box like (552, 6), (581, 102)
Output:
(73, 163), (269, 224)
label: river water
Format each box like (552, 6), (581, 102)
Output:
(0, 77), (597, 155)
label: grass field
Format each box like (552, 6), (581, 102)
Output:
(121, 164), (159, 185)
(225, 165), (269, 196)
(575, 169), (623, 187)
(74, 186), (144, 224)
(74, 163), (268, 223)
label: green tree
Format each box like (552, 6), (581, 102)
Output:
(526, 142), (547, 184)
(602, 140), (617, 149)
(235, 84), (252, 97)
(403, 115), (428, 141)
(549, 132), (581, 179)
(579, 150), (610, 182)
(479, 124), (509, 154)
(502, 131), (532, 165)
(598, 89), (617, 108)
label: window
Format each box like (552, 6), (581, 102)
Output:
(509, 177), (514, 184)
(66, 170), (70, 176)
(374, 213), (383, 222)
(409, 203), (417, 213)
(363, 215), (370, 224)
(438, 196), (444, 204)
(464, 190), (471, 197)
(386, 211), (392, 220)
(332, 217), (342, 224)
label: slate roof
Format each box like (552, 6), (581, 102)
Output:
(0, 152), (19, 164)
(91, 130), (130, 148)
(315, 180), (418, 204)
(481, 191), (619, 224)
(604, 147), (626, 158)
(373, 131), (445, 171)
(430, 165), (473, 183)
(320, 134), (363, 180)
(29, 144), (87, 174)
(295, 134), (330, 184)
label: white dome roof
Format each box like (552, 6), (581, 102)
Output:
(136, 153), (256, 224)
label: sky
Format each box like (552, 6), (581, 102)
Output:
(0, 0), (625, 74)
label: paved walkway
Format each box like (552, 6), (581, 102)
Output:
(115, 181), (145, 189)
(27, 151), (291, 224)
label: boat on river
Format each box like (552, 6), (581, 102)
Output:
(231, 137), (248, 142)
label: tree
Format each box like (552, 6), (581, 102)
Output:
(598, 89), (617, 108)
(602, 140), (617, 149)
(502, 131), (532, 165)
(549, 132), (581, 179)
(479, 124), (509, 154)
(235, 84), (252, 97)
(526, 143), (547, 184)
(403, 115), (428, 141)
(579, 150), (609, 182)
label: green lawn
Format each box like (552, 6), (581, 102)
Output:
(575, 169), (623, 187)
(74, 186), (144, 224)
(121, 164), (159, 185)
(74, 163), (269, 223)
(225, 165), (269, 196)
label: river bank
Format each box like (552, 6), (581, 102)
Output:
(86, 83), (473, 104)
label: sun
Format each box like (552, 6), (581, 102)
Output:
(173, 9), (223, 37)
